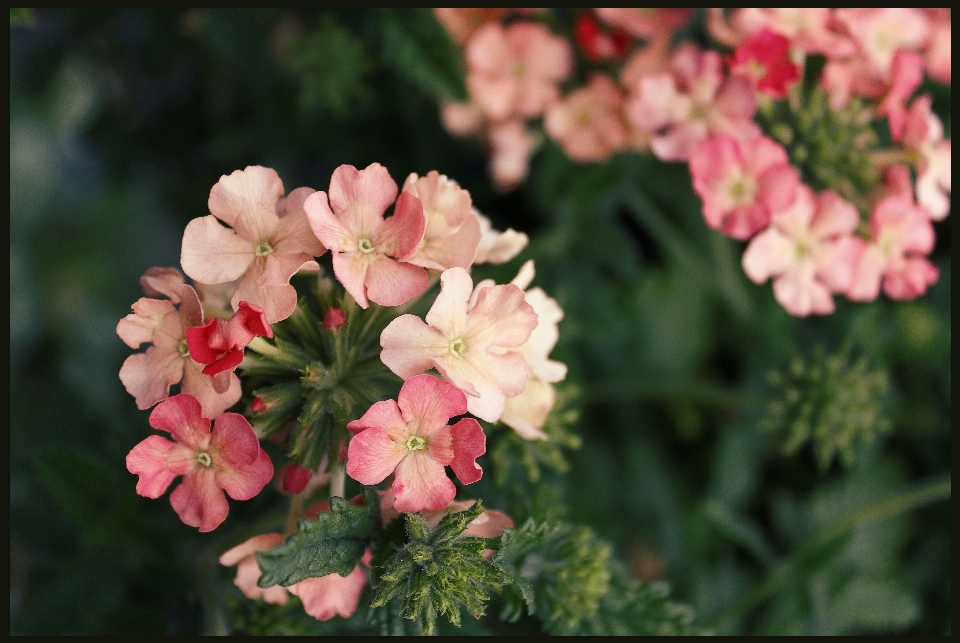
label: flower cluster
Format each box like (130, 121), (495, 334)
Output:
(118, 161), (567, 623)
(435, 8), (950, 315)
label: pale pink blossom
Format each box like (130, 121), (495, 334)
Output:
(346, 375), (486, 513)
(742, 186), (862, 316)
(595, 8), (692, 40)
(472, 211), (529, 264)
(440, 101), (485, 137)
(500, 378), (557, 441)
(923, 18), (950, 84)
(721, 8), (849, 57)
(901, 95), (951, 220)
(488, 120), (538, 192)
(118, 272), (241, 418)
(219, 533), (291, 604)
(689, 134), (800, 240)
(288, 554), (370, 621)
(380, 267), (538, 422)
(465, 21), (572, 122)
(626, 44), (760, 162)
(848, 193), (939, 301)
(401, 171), (482, 270)
(433, 8), (509, 46)
(878, 51), (924, 141)
(835, 8), (929, 79)
(618, 35), (671, 92)
(303, 163), (428, 309)
(181, 166), (325, 324)
(126, 393), (273, 532)
(544, 74), (628, 163)
(185, 301), (272, 377)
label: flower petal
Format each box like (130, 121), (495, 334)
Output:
(149, 393), (212, 452)
(181, 215), (255, 285)
(449, 418), (485, 485)
(126, 435), (178, 498)
(392, 453), (457, 512)
(346, 428), (407, 485)
(364, 256), (428, 307)
(208, 166), (283, 244)
(170, 468), (230, 532)
(380, 315), (448, 380)
(397, 374), (467, 433)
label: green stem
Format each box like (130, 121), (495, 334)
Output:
(283, 492), (305, 537)
(330, 460), (346, 499)
(705, 472), (951, 632)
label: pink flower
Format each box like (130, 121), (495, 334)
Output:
(728, 27), (801, 99)
(742, 185), (862, 316)
(574, 11), (631, 63)
(689, 134), (800, 240)
(433, 8), (509, 46)
(117, 271), (241, 418)
(488, 120), (538, 192)
(380, 267), (538, 422)
(879, 51), (924, 142)
(848, 193), (939, 301)
(288, 552), (370, 621)
(126, 393), (274, 532)
(594, 8), (692, 40)
(185, 301), (272, 377)
(901, 95), (951, 221)
(380, 489), (514, 541)
(472, 211), (529, 264)
(717, 8), (848, 57)
(440, 100), (485, 137)
(323, 306), (347, 331)
(401, 171), (482, 271)
(544, 74), (628, 163)
(835, 9), (929, 79)
(346, 375), (486, 513)
(923, 18), (950, 84)
(303, 163), (428, 309)
(626, 44), (760, 162)
(181, 166), (325, 324)
(465, 21), (572, 122)
(219, 533), (291, 605)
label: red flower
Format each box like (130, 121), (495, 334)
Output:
(728, 27), (801, 99)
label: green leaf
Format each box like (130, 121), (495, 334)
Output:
(375, 8), (467, 102)
(256, 488), (380, 587)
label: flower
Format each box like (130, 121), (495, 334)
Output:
(594, 8), (692, 40)
(488, 120), (538, 193)
(117, 270), (241, 418)
(727, 27), (801, 99)
(185, 301), (273, 377)
(901, 95), (951, 220)
(847, 193), (939, 301)
(126, 393), (274, 532)
(380, 267), (538, 422)
(626, 44), (759, 162)
(575, 11), (631, 63)
(742, 185), (862, 316)
(472, 210), (528, 264)
(346, 375), (486, 513)
(219, 533), (290, 604)
(323, 306), (347, 331)
(689, 134), (800, 240)
(544, 74), (628, 163)
(380, 489), (514, 541)
(303, 163), (428, 309)
(465, 21), (572, 122)
(181, 166), (325, 324)
(401, 171), (482, 271)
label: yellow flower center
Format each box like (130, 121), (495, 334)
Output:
(254, 240), (274, 257)
(196, 451), (213, 467)
(510, 61), (525, 78)
(449, 337), (466, 358)
(178, 339), (191, 359)
(405, 435), (427, 452)
(358, 238), (375, 254)
(727, 174), (757, 206)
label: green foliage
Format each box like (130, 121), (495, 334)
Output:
(256, 489), (380, 587)
(242, 280), (399, 470)
(374, 8), (467, 102)
(370, 502), (503, 635)
(559, 564), (700, 635)
(10, 8), (33, 26)
(493, 519), (612, 632)
(281, 15), (374, 117)
(761, 345), (892, 471)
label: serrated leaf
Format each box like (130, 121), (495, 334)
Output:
(256, 488), (380, 587)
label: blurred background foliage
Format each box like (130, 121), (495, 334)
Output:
(10, 8), (951, 635)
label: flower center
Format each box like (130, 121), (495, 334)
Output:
(510, 61), (525, 78)
(727, 174), (757, 206)
(254, 240), (274, 257)
(691, 104), (710, 120)
(357, 237), (375, 254)
(449, 337), (466, 357)
(575, 107), (592, 127)
(196, 451), (213, 467)
(405, 435), (427, 452)
(877, 228), (897, 257)
(178, 338), (191, 359)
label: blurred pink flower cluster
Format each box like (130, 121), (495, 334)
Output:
(435, 8), (950, 315)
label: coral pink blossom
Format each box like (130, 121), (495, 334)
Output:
(488, 120), (538, 193)
(742, 186), (862, 316)
(626, 44), (760, 162)
(288, 552), (371, 622)
(848, 194), (939, 301)
(185, 301), (272, 377)
(380, 268), (538, 422)
(433, 8), (509, 46)
(879, 51), (924, 141)
(181, 166), (325, 324)
(727, 27), (801, 99)
(126, 393), (273, 532)
(545, 74), (628, 163)
(689, 134), (800, 240)
(835, 9), (929, 79)
(401, 171), (482, 270)
(440, 101), (485, 137)
(346, 375), (486, 513)
(595, 8), (692, 40)
(901, 95), (951, 220)
(303, 163), (428, 309)
(473, 211), (529, 264)
(380, 489), (514, 540)
(714, 8), (848, 57)
(220, 533), (291, 605)
(465, 21), (572, 122)
(118, 271), (241, 418)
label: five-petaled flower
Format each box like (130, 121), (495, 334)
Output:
(185, 301), (273, 377)
(346, 374), (486, 513)
(126, 393), (274, 532)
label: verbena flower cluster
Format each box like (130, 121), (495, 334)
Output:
(436, 8), (950, 316)
(118, 162), (565, 623)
